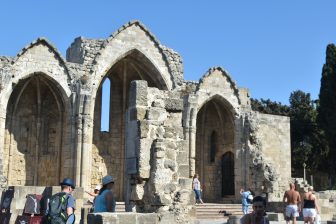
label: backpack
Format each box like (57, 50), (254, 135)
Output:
(47, 192), (68, 224)
(247, 194), (253, 203)
(23, 194), (42, 215)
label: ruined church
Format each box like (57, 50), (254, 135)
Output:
(0, 21), (291, 222)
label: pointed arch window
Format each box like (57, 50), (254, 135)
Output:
(100, 78), (111, 132)
(210, 131), (217, 163)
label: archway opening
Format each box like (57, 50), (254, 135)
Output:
(195, 97), (235, 202)
(222, 152), (235, 196)
(92, 50), (166, 201)
(4, 74), (66, 186)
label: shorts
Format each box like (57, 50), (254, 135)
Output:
(303, 208), (316, 218)
(285, 205), (299, 218)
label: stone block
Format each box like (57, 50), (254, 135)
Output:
(166, 149), (176, 161)
(87, 213), (118, 224)
(137, 213), (159, 224)
(164, 183), (176, 194)
(118, 213), (137, 224)
(179, 178), (192, 190)
(158, 212), (176, 224)
(164, 159), (176, 171)
(164, 98), (183, 112)
(130, 107), (147, 121)
(178, 165), (190, 178)
(152, 99), (165, 108)
(154, 151), (165, 158)
(147, 107), (167, 121)
(176, 189), (190, 204)
(129, 80), (148, 107)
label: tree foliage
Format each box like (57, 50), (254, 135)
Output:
(289, 91), (328, 171)
(251, 98), (290, 116)
(317, 44), (336, 180)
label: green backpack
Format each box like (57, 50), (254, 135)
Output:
(47, 192), (68, 224)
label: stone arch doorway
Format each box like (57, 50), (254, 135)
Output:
(92, 49), (167, 201)
(195, 96), (234, 202)
(4, 74), (66, 186)
(221, 152), (234, 196)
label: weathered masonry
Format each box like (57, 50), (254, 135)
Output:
(0, 21), (291, 222)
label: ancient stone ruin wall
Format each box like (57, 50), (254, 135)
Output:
(247, 112), (291, 201)
(125, 81), (194, 223)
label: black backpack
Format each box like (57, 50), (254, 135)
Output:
(47, 192), (68, 224)
(23, 194), (42, 215)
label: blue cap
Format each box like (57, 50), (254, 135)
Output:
(60, 178), (75, 189)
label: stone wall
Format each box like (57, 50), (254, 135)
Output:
(247, 112), (291, 201)
(125, 81), (194, 223)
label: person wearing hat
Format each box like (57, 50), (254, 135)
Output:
(47, 178), (76, 224)
(93, 175), (116, 212)
(60, 178), (76, 216)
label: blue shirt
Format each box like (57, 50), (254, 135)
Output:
(93, 189), (116, 212)
(67, 194), (75, 209)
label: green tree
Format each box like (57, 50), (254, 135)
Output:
(317, 44), (336, 185)
(289, 91), (328, 171)
(251, 98), (290, 116)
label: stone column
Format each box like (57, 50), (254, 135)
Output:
(125, 80), (148, 211)
(80, 94), (93, 189)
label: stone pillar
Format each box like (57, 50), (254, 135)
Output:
(189, 108), (196, 176)
(75, 114), (82, 187)
(80, 108), (93, 188)
(125, 80), (148, 211)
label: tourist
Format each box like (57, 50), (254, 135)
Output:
(47, 178), (76, 224)
(240, 196), (270, 224)
(283, 183), (301, 224)
(93, 175), (116, 212)
(192, 174), (204, 204)
(86, 185), (100, 201)
(302, 186), (319, 224)
(240, 188), (252, 214)
(85, 185), (101, 210)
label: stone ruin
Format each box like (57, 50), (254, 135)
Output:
(0, 20), (292, 223)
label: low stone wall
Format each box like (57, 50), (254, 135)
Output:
(87, 212), (200, 224)
(88, 213), (159, 224)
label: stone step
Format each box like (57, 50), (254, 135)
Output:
(196, 203), (249, 220)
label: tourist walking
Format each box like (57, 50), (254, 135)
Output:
(283, 183), (301, 224)
(302, 186), (319, 224)
(240, 196), (270, 224)
(192, 174), (204, 204)
(93, 175), (116, 212)
(47, 178), (76, 224)
(240, 188), (252, 214)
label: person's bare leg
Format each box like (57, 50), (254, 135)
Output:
(293, 217), (297, 224)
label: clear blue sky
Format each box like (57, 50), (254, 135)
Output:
(1, 1), (336, 105)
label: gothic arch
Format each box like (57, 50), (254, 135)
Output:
(4, 73), (71, 186)
(194, 95), (235, 202)
(90, 21), (173, 93)
(89, 46), (170, 201)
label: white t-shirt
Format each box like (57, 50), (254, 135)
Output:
(193, 178), (201, 190)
